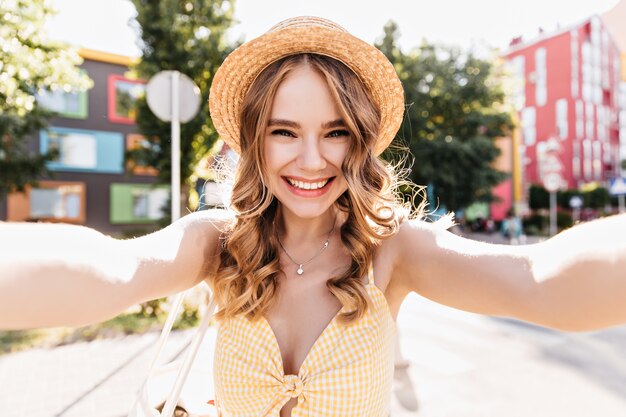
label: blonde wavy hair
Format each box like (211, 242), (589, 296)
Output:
(212, 54), (412, 325)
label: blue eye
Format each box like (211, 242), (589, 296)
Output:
(327, 130), (350, 138)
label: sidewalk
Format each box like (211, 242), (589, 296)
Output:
(0, 329), (210, 417)
(392, 293), (626, 417)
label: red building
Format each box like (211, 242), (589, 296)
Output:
(603, 0), (626, 178)
(504, 16), (624, 192)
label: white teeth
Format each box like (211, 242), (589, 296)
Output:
(287, 178), (330, 190)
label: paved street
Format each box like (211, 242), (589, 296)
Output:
(392, 293), (626, 417)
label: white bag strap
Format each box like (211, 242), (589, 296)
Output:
(129, 283), (217, 417)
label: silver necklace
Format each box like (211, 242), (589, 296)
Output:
(276, 220), (336, 275)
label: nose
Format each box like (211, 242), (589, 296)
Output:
(296, 136), (326, 172)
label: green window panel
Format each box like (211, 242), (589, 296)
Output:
(36, 70), (89, 119)
(110, 183), (170, 224)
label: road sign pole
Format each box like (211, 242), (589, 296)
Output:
(549, 191), (557, 236)
(146, 70), (200, 223)
(620, 194), (625, 214)
(171, 71), (181, 222)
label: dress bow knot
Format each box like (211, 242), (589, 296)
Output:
(283, 374), (304, 398)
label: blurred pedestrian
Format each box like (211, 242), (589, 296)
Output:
(501, 210), (525, 245)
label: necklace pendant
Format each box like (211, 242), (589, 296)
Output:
(297, 265), (304, 275)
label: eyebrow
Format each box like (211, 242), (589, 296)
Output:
(267, 119), (346, 129)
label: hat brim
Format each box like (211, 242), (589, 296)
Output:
(209, 20), (405, 156)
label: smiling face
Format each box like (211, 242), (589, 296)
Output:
(263, 64), (351, 219)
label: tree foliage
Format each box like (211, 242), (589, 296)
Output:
(129, 0), (237, 214)
(376, 21), (513, 212)
(0, 0), (92, 195)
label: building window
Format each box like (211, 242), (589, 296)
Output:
(575, 100), (584, 138)
(131, 189), (150, 218)
(556, 99), (568, 139)
(110, 183), (170, 224)
(585, 103), (595, 139)
(36, 87), (88, 119)
(598, 106), (608, 142)
(7, 181), (86, 224)
(572, 140), (581, 179)
(521, 107), (536, 146)
(535, 48), (547, 106)
(40, 127), (124, 173)
(582, 41), (592, 102)
(108, 74), (146, 124)
(508, 55), (525, 110)
(593, 141), (602, 181)
(601, 31), (610, 90)
(35, 69), (89, 119)
(593, 45), (602, 105)
(583, 139), (593, 180)
(126, 134), (159, 176)
(603, 142), (611, 165)
(596, 106), (604, 142)
(590, 17), (603, 105)
(571, 30), (579, 98)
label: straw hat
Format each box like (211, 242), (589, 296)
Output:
(209, 16), (405, 155)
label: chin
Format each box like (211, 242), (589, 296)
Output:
(277, 199), (338, 219)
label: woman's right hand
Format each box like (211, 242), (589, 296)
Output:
(0, 209), (230, 330)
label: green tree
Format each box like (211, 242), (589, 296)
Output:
(376, 21), (512, 212)
(129, 0), (237, 217)
(0, 0), (92, 195)
(584, 186), (610, 209)
(528, 183), (549, 210)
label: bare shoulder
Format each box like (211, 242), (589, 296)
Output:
(382, 216), (455, 266)
(374, 217), (454, 312)
(387, 214), (518, 283)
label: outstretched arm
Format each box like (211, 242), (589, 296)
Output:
(0, 209), (229, 330)
(391, 214), (626, 331)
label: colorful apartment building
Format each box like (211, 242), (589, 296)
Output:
(503, 15), (625, 192)
(603, 0), (626, 176)
(0, 49), (169, 236)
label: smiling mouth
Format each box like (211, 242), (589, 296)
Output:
(283, 177), (334, 190)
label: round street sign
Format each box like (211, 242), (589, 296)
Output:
(537, 138), (565, 192)
(146, 71), (201, 123)
(543, 172), (563, 193)
(569, 195), (583, 209)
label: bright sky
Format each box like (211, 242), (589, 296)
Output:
(46, 0), (621, 57)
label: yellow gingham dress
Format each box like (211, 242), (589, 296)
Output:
(213, 264), (396, 416)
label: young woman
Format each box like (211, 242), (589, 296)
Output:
(1, 16), (626, 417)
